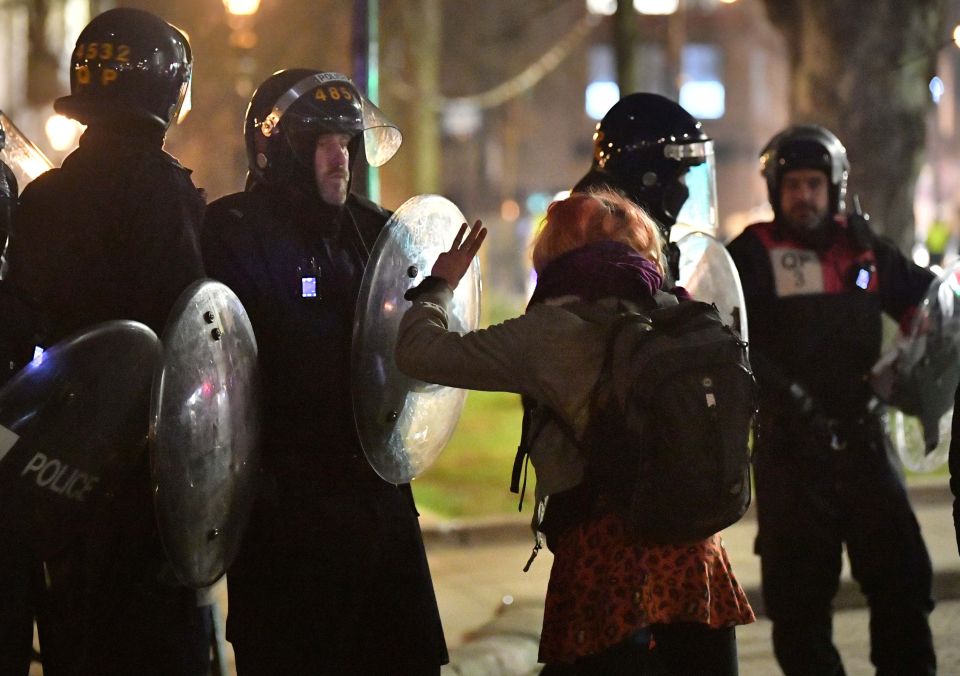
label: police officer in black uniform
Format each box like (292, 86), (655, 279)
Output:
(727, 125), (936, 675)
(573, 93), (716, 284)
(201, 69), (448, 674)
(0, 115), (37, 676)
(3, 8), (210, 675)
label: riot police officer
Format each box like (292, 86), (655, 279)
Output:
(573, 93), (718, 284)
(727, 125), (936, 675)
(2, 8), (209, 674)
(201, 70), (448, 673)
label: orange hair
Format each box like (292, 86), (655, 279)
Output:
(530, 188), (665, 275)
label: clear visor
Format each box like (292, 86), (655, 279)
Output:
(174, 76), (192, 125)
(361, 97), (403, 167)
(670, 140), (718, 238)
(260, 73), (402, 168)
(663, 138), (712, 164)
(0, 111), (54, 192)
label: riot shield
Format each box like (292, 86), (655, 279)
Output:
(149, 279), (260, 588)
(0, 321), (160, 558)
(353, 195), (481, 484)
(0, 111), (53, 192)
(0, 112), (54, 280)
(675, 231), (749, 342)
(872, 261), (960, 472)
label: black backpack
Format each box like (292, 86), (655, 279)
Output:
(511, 293), (756, 545)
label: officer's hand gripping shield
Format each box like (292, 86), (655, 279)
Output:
(0, 321), (160, 558)
(872, 261), (960, 472)
(352, 195), (481, 484)
(149, 279), (260, 588)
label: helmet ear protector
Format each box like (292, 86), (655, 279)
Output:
(54, 8), (192, 130)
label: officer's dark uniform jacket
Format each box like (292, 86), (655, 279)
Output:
(2, 125), (209, 675)
(727, 219), (937, 675)
(728, 220), (932, 424)
(201, 183), (448, 671)
(8, 126), (203, 341)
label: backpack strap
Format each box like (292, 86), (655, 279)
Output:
(509, 396), (586, 511)
(510, 397), (544, 510)
(510, 293), (671, 509)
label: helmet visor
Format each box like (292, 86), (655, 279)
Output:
(671, 140), (718, 237)
(260, 73), (402, 169)
(174, 76), (192, 125)
(361, 97), (402, 168)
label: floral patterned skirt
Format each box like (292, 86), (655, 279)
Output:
(539, 511), (755, 664)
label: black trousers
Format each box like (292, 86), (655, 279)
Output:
(754, 419), (935, 676)
(227, 486), (447, 676)
(540, 624), (739, 676)
(0, 534), (40, 676)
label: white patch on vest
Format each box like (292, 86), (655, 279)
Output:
(0, 425), (18, 463)
(770, 247), (824, 296)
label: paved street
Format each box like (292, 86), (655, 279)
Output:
(427, 481), (960, 675)
(26, 481), (960, 674)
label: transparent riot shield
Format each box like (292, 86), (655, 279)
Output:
(671, 145), (719, 238)
(0, 321), (160, 558)
(0, 111), (53, 191)
(0, 111), (54, 280)
(150, 280), (260, 588)
(675, 231), (748, 342)
(872, 262), (960, 472)
(352, 195), (481, 484)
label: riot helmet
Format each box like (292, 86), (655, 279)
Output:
(244, 69), (401, 188)
(760, 124), (849, 218)
(576, 93), (717, 235)
(54, 9), (192, 130)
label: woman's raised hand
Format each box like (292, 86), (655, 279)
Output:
(431, 220), (486, 290)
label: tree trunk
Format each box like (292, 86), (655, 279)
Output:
(405, 0), (442, 195)
(761, 0), (946, 249)
(613, 0), (639, 93)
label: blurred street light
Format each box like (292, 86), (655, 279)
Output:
(586, 0), (617, 15)
(223, 0), (260, 16)
(953, 24), (960, 49)
(44, 114), (84, 151)
(588, 0), (737, 16)
(634, 0), (679, 14)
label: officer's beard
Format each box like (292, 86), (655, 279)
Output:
(781, 207), (835, 251)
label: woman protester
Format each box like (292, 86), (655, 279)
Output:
(395, 189), (754, 675)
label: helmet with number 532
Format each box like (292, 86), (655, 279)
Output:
(54, 8), (192, 130)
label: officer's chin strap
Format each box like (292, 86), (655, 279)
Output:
(343, 206), (373, 264)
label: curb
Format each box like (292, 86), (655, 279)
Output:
(435, 481), (957, 674)
(423, 479), (953, 549)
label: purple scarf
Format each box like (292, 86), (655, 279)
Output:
(529, 240), (676, 308)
